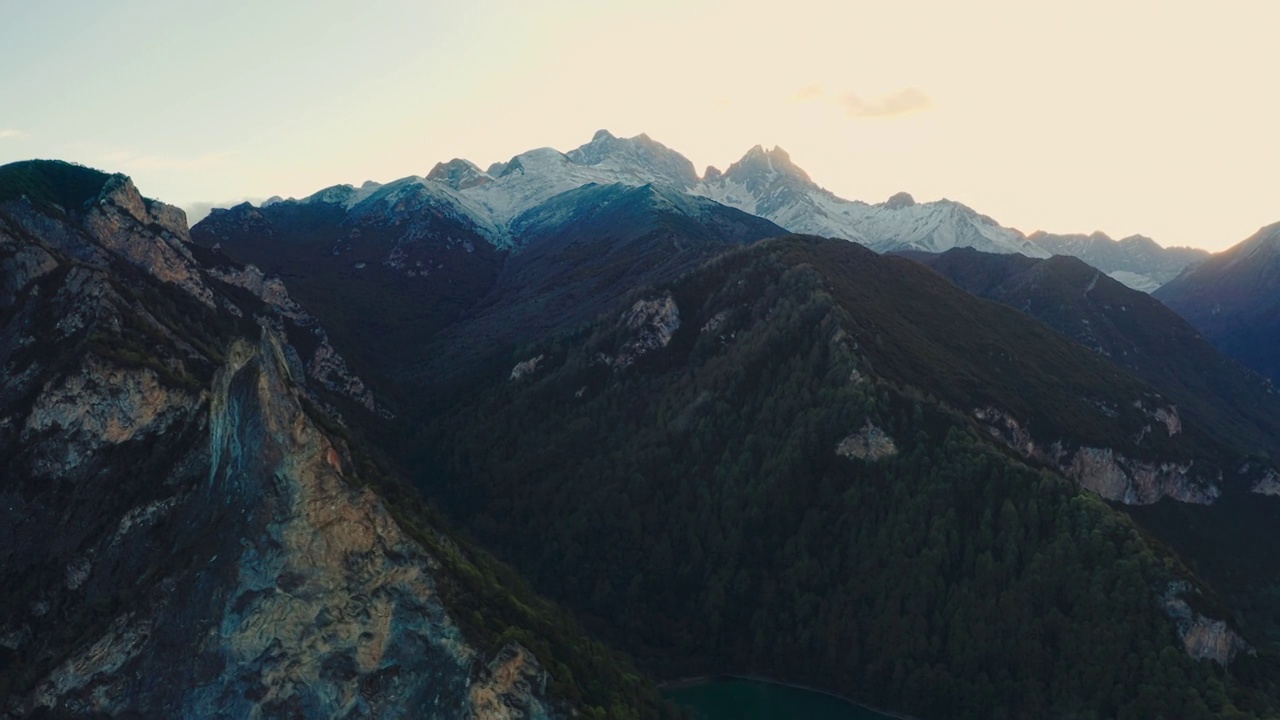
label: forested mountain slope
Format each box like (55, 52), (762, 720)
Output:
(417, 237), (1280, 720)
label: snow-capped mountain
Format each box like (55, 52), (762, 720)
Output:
(245, 129), (1206, 290)
(269, 130), (700, 249)
(1028, 231), (1208, 292)
(565, 129), (699, 188)
(692, 145), (1047, 257)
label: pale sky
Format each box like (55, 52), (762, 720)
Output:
(2, 0), (1276, 250)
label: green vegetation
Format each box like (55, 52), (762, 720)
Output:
(913, 248), (1280, 463)
(910, 248), (1280, 647)
(419, 238), (1280, 719)
(0, 159), (112, 215)
(302, 398), (686, 720)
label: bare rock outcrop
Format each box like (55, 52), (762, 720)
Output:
(836, 422), (897, 461)
(510, 354), (547, 381)
(81, 175), (214, 307)
(1160, 582), (1250, 665)
(605, 292), (680, 369)
(15, 330), (557, 719)
(1252, 468), (1280, 496)
(973, 406), (1219, 505)
(211, 264), (383, 415)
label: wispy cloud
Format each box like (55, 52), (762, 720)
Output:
(839, 87), (932, 118)
(0, 129), (26, 140)
(98, 150), (235, 172)
(791, 84), (826, 102)
(791, 85), (933, 119)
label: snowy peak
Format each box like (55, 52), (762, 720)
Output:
(294, 180), (385, 209)
(237, 130), (1189, 275)
(565, 129), (698, 188)
(695, 146), (1038, 257)
(883, 192), (916, 209)
(427, 159), (492, 190)
(853, 198), (1045, 257)
(1029, 229), (1208, 291)
(722, 145), (813, 187)
(497, 147), (574, 178)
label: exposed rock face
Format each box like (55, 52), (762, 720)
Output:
(80, 175), (214, 306)
(884, 191), (916, 209)
(428, 158), (494, 190)
(972, 406), (1219, 505)
(595, 293), (682, 369)
(21, 357), (196, 478)
(1253, 468), (1280, 496)
(1160, 583), (1250, 665)
(13, 331), (555, 718)
(701, 310), (729, 335)
(835, 422), (897, 461)
(1152, 404), (1182, 436)
(210, 263), (383, 415)
(615, 293), (680, 368)
(509, 354), (546, 381)
(1065, 446), (1217, 505)
(0, 168), (571, 718)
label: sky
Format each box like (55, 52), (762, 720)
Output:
(1, 0), (1276, 251)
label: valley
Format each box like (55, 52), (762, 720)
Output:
(3, 131), (1278, 719)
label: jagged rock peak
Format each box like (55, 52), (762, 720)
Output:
(725, 144), (812, 184)
(566, 129), (698, 187)
(427, 158), (492, 190)
(93, 173), (190, 242)
(703, 165), (723, 182)
(304, 184), (358, 205)
(884, 191), (916, 209)
(727, 143), (814, 181)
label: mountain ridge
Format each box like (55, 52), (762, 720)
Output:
(0, 159), (682, 719)
(205, 131), (1201, 288)
(1155, 221), (1280, 382)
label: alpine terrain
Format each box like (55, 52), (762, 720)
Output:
(181, 131), (1280, 719)
(4, 129), (1278, 720)
(1154, 222), (1280, 383)
(0, 160), (679, 719)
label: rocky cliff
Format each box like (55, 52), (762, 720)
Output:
(0, 161), (672, 719)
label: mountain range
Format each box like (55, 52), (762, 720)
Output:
(3, 131), (1279, 720)
(235, 130), (1203, 292)
(0, 160), (677, 718)
(190, 131), (1280, 718)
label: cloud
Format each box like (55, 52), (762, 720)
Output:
(0, 129), (25, 140)
(789, 84), (933, 118)
(791, 84), (826, 102)
(839, 87), (932, 118)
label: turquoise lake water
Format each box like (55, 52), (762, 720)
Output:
(666, 678), (896, 720)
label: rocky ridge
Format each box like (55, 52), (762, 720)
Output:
(972, 406), (1219, 505)
(0, 161), (669, 718)
(211, 130), (1194, 283)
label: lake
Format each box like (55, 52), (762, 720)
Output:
(666, 677), (897, 720)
